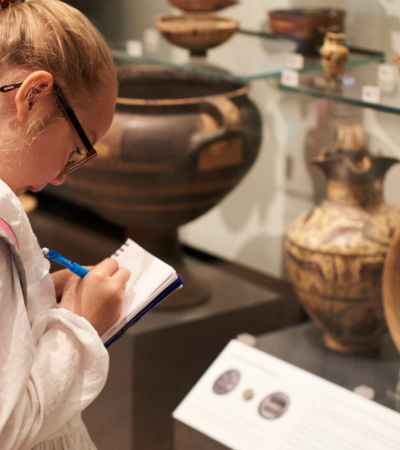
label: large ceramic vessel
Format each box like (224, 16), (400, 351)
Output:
(66, 65), (262, 308)
(286, 125), (400, 353)
(383, 226), (400, 355)
(383, 56), (400, 356)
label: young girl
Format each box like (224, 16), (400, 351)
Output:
(0, 0), (131, 448)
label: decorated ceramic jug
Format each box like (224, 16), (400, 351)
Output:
(320, 32), (349, 81)
(286, 124), (400, 353)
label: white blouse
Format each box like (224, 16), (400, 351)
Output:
(0, 178), (109, 450)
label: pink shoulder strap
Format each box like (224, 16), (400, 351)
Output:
(0, 217), (18, 248)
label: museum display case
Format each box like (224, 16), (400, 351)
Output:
(25, 1), (400, 448)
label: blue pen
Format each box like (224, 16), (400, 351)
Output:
(42, 248), (90, 278)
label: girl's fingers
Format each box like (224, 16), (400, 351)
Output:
(92, 258), (119, 276)
(112, 267), (131, 285)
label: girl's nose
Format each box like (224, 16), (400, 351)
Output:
(50, 174), (66, 186)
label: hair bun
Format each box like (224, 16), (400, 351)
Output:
(1, 0), (25, 10)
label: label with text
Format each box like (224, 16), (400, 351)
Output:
(362, 85), (381, 104)
(173, 339), (400, 450)
(281, 69), (300, 88)
(286, 53), (305, 70)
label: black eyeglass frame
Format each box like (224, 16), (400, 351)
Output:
(0, 81), (97, 175)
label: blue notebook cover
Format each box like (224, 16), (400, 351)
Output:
(104, 274), (184, 348)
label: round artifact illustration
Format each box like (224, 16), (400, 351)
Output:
(243, 389), (254, 401)
(213, 369), (241, 395)
(258, 393), (290, 420)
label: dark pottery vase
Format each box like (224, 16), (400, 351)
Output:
(286, 125), (400, 353)
(66, 65), (262, 308)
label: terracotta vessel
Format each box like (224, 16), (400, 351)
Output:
(383, 58), (400, 356)
(382, 227), (400, 355)
(320, 32), (349, 81)
(66, 65), (262, 308)
(393, 54), (400, 76)
(286, 124), (400, 353)
(167, 0), (237, 12)
(157, 15), (238, 57)
(268, 8), (345, 56)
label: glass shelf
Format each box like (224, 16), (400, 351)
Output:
(111, 28), (384, 84)
(278, 62), (400, 115)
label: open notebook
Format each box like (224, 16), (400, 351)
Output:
(101, 238), (183, 348)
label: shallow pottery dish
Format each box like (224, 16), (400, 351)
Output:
(167, 0), (237, 11)
(157, 15), (239, 56)
(268, 8), (345, 55)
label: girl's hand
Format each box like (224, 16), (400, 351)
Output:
(59, 259), (131, 336)
(51, 269), (74, 300)
(51, 267), (94, 300)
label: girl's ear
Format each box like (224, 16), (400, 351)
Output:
(15, 71), (54, 122)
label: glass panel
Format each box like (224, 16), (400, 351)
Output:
(112, 29), (384, 83)
(278, 62), (400, 115)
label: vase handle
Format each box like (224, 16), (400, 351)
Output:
(190, 95), (243, 156)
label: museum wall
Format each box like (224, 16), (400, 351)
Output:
(66, 0), (400, 279)
(177, 0), (400, 278)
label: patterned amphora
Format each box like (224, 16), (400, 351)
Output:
(286, 125), (400, 353)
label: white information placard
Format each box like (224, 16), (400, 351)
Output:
(281, 69), (300, 88)
(378, 64), (397, 83)
(126, 40), (143, 57)
(286, 53), (305, 70)
(173, 340), (400, 450)
(143, 28), (160, 54)
(378, 64), (397, 93)
(362, 85), (381, 104)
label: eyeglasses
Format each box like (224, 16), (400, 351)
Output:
(0, 81), (97, 175)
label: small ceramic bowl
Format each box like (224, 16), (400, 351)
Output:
(268, 8), (345, 55)
(157, 15), (239, 56)
(167, 0), (237, 12)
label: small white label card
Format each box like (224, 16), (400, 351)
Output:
(126, 40), (143, 57)
(173, 339), (400, 450)
(378, 63), (397, 83)
(281, 69), (300, 88)
(286, 53), (305, 70)
(143, 28), (160, 54)
(378, 63), (398, 93)
(362, 85), (381, 104)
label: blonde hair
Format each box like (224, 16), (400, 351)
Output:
(0, 0), (115, 98)
(0, 0), (116, 151)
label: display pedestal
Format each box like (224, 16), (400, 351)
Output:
(83, 257), (302, 450)
(174, 323), (400, 450)
(28, 207), (303, 450)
